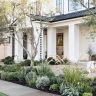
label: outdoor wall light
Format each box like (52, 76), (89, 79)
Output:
(43, 28), (47, 35)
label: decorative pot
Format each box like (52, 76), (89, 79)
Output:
(89, 56), (92, 61)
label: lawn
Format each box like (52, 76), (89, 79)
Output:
(0, 93), (7, 96)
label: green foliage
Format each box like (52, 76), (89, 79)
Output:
(83, 93), (92, 96)
(36, 76), (50, 89)
(2, 65), (18, 72)
(91, 77), (96, 92)
(78, 78), (92, 93)
(23, 67), (32, 75)
(50, 76), (57, 84)
(34, 63), (55, 78)
(28, 78), (36, 86)
(16, 68), (25, 81)
(16, 67), (32, 81)
(1, 72), (16, 81)
(34, 60), (41, 66)
(63, 67), (84, 86)
(61, 86), (80, 96)
(0, 65), (3, 70)
(0, 92), (7, 96)
(20, 60), (31, 66)
(49, 84), (58, 92)
(56, 74), (64, 86)
(2, 56), (14, 65)
(25, 71), (37, 86)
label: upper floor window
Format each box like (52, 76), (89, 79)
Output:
(35, 1), (40, 15)
(68, 0), (82, 11)
(88, 0), (94, 8)
(56, 0), (63, 13)
(31, 1), (40, 15)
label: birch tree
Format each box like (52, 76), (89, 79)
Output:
(0, 0), (51, 66)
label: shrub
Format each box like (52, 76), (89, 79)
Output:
(34, 60), (41, 66)
(20, 60), (31, 66)
(49, 84), (58, 92)
(63, 67), (84, 86)
(56, 74), (64, 86)
(35, 63), (55, 78)
(1, 72), (7, 80)
(25, 71), (37, 86)
(83, 93), (92, 96)
(1, 72), (16, 81)
(92, 77), (96, 91)
(36, 76), (50, 89)
(50, 76), (57, 84)
(78, 78), (92, 93)
(2, 56), (14, 65)
(28, 78), (36, 86)
(0, 65), (3, 70)
(2, 65), (17, 72)
(16, 68), (25, 81)
(61, 86), (80, 96)
(24, 67), (32, 75)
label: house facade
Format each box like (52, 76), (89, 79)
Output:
(2, 0), (96, 62)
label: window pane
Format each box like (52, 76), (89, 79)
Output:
(56, 0), (63, 13)
(60, 0), (62, 3)
(56, 0), (59, 5)
(69, 0), (82, 11)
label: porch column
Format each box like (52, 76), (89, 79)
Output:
(68, 24), (79, 62)
(14, 30), (23, 62)
(7, 36), (12, 57)
(47, 27), (56, 58)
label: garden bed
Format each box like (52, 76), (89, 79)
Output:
(0, 59), (96, 96)
(6, 80), (60, 95)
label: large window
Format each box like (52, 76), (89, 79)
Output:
(68, 0), (82, 11)
(56, 0), (63, 13)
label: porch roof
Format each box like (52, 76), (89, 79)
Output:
(49, 7), (96, 22)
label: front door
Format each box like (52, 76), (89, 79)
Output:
(56, 33), (63, 58)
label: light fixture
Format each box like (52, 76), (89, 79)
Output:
(43, 28), (47, 35)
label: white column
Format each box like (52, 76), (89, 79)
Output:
(14, 30), (23, 62)
(7, 36), (12, 56)
(27, 33), (31, 60)
(34, 26), (40, 60)
(68, 24), (79, 62)
(47, 27), (56, 58)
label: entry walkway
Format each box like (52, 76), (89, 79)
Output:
(0, 80), (60, 96)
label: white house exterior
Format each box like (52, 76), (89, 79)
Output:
(1, 0), (96, 62)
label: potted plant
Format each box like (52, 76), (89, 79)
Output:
(87, 46), (93, 61)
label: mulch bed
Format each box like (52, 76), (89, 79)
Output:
(8, 80), (60, 95)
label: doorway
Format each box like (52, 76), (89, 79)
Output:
(56, 33), (63, 58)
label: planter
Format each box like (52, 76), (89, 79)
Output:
(89, 56), (92, 61)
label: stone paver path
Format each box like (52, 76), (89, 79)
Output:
(0, 80), (60, 96)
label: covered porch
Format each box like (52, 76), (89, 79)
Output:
(45, 18), (96, 62)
